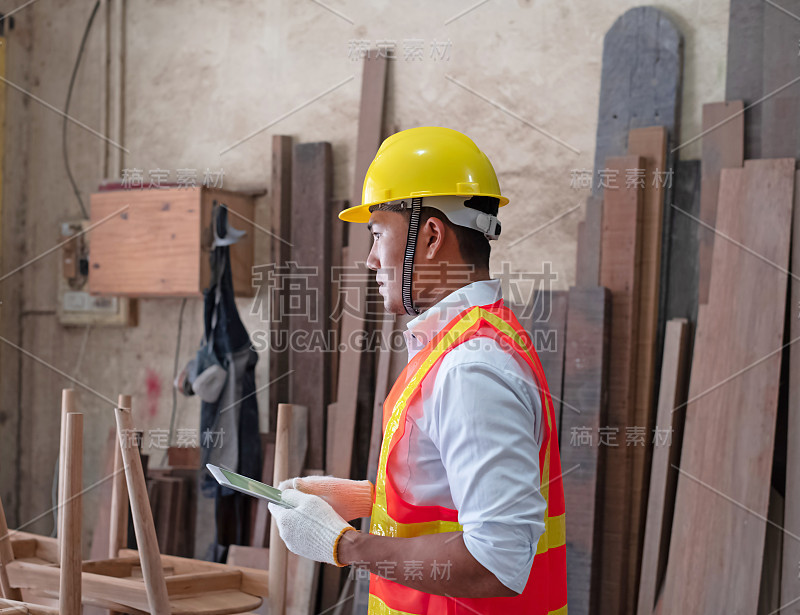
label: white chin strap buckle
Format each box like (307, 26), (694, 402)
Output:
(475, 212), (501, 240)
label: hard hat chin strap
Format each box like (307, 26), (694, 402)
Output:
(402, 197), (423, 316)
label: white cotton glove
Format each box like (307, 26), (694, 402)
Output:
(278, 475), (374, 522)
(268, 489), (356, 566)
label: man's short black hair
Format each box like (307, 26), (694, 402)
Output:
(369, 200), (492, 271)
(418, 207), (491, 271)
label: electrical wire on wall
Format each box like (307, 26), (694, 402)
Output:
(63, 0), (101, 220)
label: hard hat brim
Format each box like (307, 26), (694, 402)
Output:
(338, 193), (509, 223)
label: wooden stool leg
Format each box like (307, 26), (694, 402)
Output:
(59, 412), (82, 615)
(108, 394), (130, 558)
(57, 390), (76, 564)
(115, 404), (170, 615)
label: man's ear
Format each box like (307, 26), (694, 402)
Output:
(420, 215), (446, 261)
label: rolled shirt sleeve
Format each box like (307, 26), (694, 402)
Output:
(429, 344), (548, 594)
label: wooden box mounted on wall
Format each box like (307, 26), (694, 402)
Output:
(89, 187), (255, 297)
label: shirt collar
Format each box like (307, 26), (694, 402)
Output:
(403, 278), (503, 359)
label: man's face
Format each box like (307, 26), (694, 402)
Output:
(366, 210), (408, 315)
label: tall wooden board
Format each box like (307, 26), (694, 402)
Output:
(725, 0), (763, 159)
(625, 127), (668, 612)
(592, 6), (682, 199)
(561, 286), (611, 615)
(660, 159), (794, 614)
(290, 142), (332, 470)
(662, 159), (700, 327)
(636, 318), (690, 615)
(761, 0), (800, 159)
(598, 154), (644, 614)
(590, 11), (682, 447)
(781, 170), (800, 614)
(268, 135), (292, 434)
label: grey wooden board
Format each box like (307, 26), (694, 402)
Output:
(269, 135), (292, 434)
(592, 6), (683, 199)
(656, 159), (700, 392)
(576, 196), (603, 287)
(761, 0), (800, 158)
(561, 285), (611, 615)
(329, 199), (348, 408)
(725, 0), (764, 159)
(592, 8), (684, 415)
(661, 160), (700, 315)
(289, 141), (332, 470)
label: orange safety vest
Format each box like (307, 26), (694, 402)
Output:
(368, 299), (567, 615)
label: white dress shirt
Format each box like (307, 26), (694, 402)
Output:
(387, 278), (547, 594)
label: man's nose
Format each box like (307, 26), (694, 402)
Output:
(366, 242), (379, 272)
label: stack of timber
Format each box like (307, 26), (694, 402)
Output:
(564, 3), (800, 614)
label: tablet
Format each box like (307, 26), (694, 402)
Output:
(206, 463), (294, 508)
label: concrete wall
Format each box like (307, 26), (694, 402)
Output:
(0, 0), (728, 553)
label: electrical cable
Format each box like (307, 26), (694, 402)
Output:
(63, 0), (101, 219)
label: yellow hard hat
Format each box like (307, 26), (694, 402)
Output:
(338, 126), (508, 223)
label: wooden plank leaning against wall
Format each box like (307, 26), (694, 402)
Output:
(289, 141), (332, 471)
(625, 127), (667, 613)
(781, 171), (800, 615)
(561, 286), (611, 615)
(636, 318), (690, 615)
(660, 159), (795, 614)
(597, 154), (644, 615)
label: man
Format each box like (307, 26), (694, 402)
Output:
(269, 127), (567, 614)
